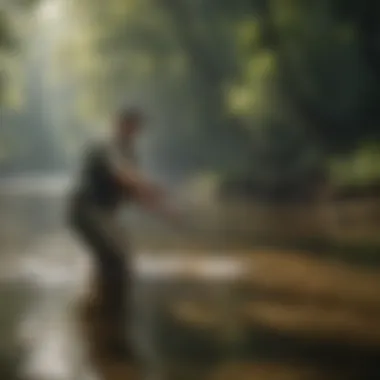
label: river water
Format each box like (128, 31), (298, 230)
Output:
(1, 175), (380, 380)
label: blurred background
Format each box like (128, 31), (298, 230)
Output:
(1, 0), (380, 379)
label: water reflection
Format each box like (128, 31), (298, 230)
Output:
(1, 176), (380, 380)
(1, 234), (380, 380)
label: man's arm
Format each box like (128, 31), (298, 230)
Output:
(106, 145), (175, 217)
(115, 164), (181, 224)
(109, 153), (160, 201)
(104, 142), (184, 226)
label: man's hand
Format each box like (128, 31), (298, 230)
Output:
(135, 184), (186, 227)
(157, 203), (185, 228)
(135, 183), (165, 205)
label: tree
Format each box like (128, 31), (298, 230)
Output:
(13, 0), (380, 193)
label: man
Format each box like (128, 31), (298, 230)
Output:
(68, 107), (176, 361)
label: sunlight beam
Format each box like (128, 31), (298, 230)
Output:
(38, 0), (61, 22)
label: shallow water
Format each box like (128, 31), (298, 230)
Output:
(1, 230), (380, 380)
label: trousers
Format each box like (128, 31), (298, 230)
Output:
(69, 197), (131, 345)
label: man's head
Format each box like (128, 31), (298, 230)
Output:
(115, 107), (144, 143)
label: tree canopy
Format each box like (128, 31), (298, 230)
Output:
(2, 0), (380, 195)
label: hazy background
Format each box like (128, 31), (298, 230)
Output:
(1, 0), (380, 379)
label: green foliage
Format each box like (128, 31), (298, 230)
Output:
(0, 0), (41, 105)
(5, 0), (380, 194)
(51, 0), (380, 187)
(0, 10), (12, 50)
(330, 142), (380, 187)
